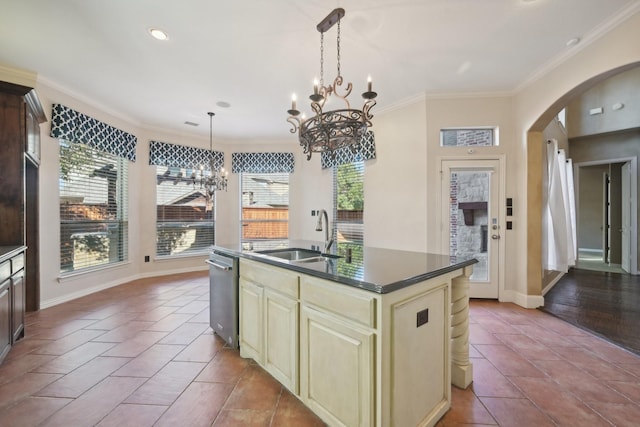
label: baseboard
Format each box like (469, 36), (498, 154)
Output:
(501, 289), (545, 309)
(40, 265), (208, 309)
(542, 271), (565, 296)
(578, 248), (603, 254)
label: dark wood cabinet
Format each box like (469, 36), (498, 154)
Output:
(11, 253), (25, 342)
(0, 249), (26, 364)
(25, 91), (44, 312)
(0, 80), (45, 364)
(0, 261), (10, 362)
(0, 85), (28, 244)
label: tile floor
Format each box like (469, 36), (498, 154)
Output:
(1, 271), (639, 426)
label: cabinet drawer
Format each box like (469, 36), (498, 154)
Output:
(11, 253), (24, 274)
(241, 259), (299, 298)
(301, 276), (377, 328)
(0, 261), (9, 283)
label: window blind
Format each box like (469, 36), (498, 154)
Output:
(155, 165), (214, 257)
(59, 141), (129, 273)
(149, 141), (225, 257)
(240, 172), (290, 251)
(333, 161), (364, 244)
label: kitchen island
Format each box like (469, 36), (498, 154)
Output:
(212, 241), (476, 427)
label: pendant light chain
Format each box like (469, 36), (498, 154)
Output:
(209, 112), (214, 154)
(336, 18), (341, 78)
(320, 32), (324, 87)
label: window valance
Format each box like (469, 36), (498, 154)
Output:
(232, 152), (295, 173)
(149, 140), (224, 171)
(321, 131), (376, 169)
(50, 104), (137, 161)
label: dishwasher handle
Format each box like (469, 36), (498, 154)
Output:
(205, 259), (233, 271)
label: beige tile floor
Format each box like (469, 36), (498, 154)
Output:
(1, 271), (639, 426)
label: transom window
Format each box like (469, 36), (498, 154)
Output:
(440, 127), (498, 147)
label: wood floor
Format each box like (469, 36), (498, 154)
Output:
(1, 271), (640, 426)
(541, 268), (640, 356)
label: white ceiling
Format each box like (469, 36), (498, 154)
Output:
(1, 0), (639, 142)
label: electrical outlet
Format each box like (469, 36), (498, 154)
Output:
(144, 255), (150, 262)
(311, 210), (316, 216)
(416, 308), (429, 327)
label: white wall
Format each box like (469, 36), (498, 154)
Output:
(567, 66), (640, 138)
(364, 99), (428, 252)
(34, 82), (329, 307)
(12, 7), (640, 308)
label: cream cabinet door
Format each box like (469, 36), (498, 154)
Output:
(300, 305), (375, 427)
(264, 288), (299, 393)
(239, 278), (263, 363)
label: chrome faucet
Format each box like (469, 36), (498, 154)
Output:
(315, 209), (334, 253)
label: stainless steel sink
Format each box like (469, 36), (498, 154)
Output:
(257, 248), (321, 261)
(256, 248), (341, 262)
(292, 256), (333, 263)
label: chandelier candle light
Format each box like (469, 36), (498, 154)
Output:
(287, 8), (377, 160)
(193, 112), (228, 197)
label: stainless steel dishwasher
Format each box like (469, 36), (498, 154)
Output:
(206, 250), (239, 349)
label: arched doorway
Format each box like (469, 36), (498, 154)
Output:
(526, 62), (640, 297)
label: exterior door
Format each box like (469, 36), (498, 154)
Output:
(441, 159), (501, 298)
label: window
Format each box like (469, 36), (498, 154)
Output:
(440, 128), (497, 147)
(59, 141), (128, 273)
(240, 172), (289, 251)
(333, 161), (364, 244)
(155, 166), (214, 257)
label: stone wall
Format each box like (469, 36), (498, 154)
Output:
(450, 171), (490, 280)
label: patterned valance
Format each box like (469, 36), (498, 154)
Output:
(149, 141), (224, 170)
(232, 152), (295, 173)
(50, 104), (137, 161)
(321, 131), (376, 169)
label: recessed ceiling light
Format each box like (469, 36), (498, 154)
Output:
(148, 28), (169, 41)
(566, 37), (580, 47)
(216, 101), (231, 108)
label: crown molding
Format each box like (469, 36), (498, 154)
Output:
(516, 2), (640, 93)
(37, 74), (142, 129)
(0, 63), (37, 88)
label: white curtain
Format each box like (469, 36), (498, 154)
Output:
(544, 139), (577, 272)
(565, 158), (577, 266)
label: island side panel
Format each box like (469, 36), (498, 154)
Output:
(378, 269), (460, 427)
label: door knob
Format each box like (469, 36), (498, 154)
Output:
(491, 234), (500, 240)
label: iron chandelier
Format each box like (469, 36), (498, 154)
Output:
(194, 112), (228, 197)
(286, 8), (377, 160)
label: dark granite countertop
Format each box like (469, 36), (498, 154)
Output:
(0, 246), (26, 263)
(211, 240), (476, 294)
